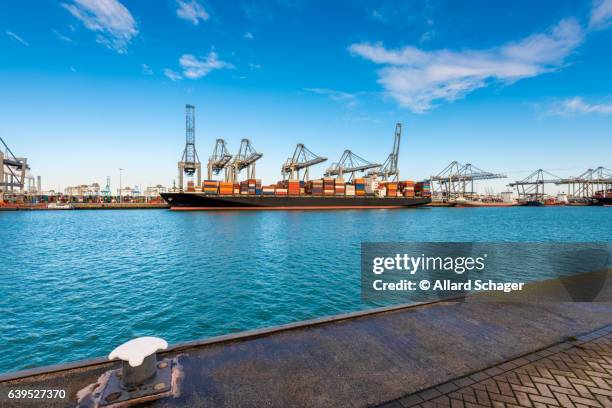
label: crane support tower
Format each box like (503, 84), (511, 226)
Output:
(369, 123), (402, 181)
(325, 150), (380, 181)
(509, 169), (561, 201)
(430, 161), (506, 200)
(1, 136), (30, 201)
(228, 139), (263, 182)
(177, 104), (201, 191)
(208, 139), (233, 180)
(281, 144), (327, 181)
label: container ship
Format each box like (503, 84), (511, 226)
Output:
(165, 115), (431, 210)
(162, 178), (431, 210)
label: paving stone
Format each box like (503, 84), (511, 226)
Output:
(380, 332), (612, 408)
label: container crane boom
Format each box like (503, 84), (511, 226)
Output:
(229, 139), (263, 181)
(324, 150), (380, 181)
(207, 139), (233, 180)
(281, 144), (327, 181)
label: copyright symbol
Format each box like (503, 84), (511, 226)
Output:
(419, 280), (430, 290)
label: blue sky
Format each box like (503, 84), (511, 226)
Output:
(1, 0), (611, 193)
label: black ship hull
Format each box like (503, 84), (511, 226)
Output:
(161, 193), (431, 210)
(594, 197), (612, 206)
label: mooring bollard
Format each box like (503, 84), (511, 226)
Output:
(76, 336), (176, 406)
(108, 336), (168, 390)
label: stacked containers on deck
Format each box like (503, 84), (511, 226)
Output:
(233, 183), (240, 195)
(354, 178), (366, 196)
(275, 183), (288, 195)
(202, 180), (219, 195)
(247, 179), (262, 195)
(310, 179), (324, 196)
(288, 180), (300, 195)
(240, 181), (249, 195)
(364, 177), (379, 195)
(187, 181), (195, 192)
(335, 178), (346, 196)
(401, 180), (415, 198)
(323, 177), (335, 196)
(385, 182), (398, 197)
(262, 185), (275, 195)
(421, 181), (431, 197)
(345, 184), (356, 196)
(219, 182), (233, 195)
(414, 181), (432, 198)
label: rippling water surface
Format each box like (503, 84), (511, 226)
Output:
(1, 207), (611, 373)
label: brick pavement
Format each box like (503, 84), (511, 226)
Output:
(380, 325), (612, 408)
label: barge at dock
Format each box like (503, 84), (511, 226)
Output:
(161, 192), (430, 210)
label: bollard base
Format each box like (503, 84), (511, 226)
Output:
(78, 359), (179, 408)
(92, 358), (173, 407)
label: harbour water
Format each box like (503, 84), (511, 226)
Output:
(1, 207), (611, 374)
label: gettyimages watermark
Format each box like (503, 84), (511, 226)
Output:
(361, 243), (611, 303)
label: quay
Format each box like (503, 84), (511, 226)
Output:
(0, 271), (610, 407)
(0, 203), (169, 211)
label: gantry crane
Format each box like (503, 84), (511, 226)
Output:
(228, 139), (263, 182)
(207, 139), (233, 180)
(430, 161), (507, 200)
(369, 123), (402, 181)
(281, 144), (327, 181)
(556, 166), (612, 198)
(177, 104), (201, 191)
(324, 150), (380, 181)
(1, 136), (30, 200)
(508, 169), (561, 202)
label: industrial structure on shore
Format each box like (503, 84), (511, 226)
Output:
(2, 104), (611, 209)
(508, 167), (612, 205)
(427, 160), (612, 206)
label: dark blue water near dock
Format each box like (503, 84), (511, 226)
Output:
(1, 207), (611, 373)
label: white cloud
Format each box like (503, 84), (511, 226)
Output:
(304, 88), (359, 109)
(164, 68), (182, 81)
(61, 0), (138, 54)
(6, 31), (29, 46)
(179, 52), (233, 79)
(349, 18), (584, 113)
(244, 31), (254, 39)
(52, 29), (74, 43)
(176, 0), (209, 25)
(550, 97), (612, 116)
(141, 63), (153, 75)
(590, 0), (612, 29)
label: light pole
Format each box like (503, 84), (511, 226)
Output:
(119, 168), (123, 203)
